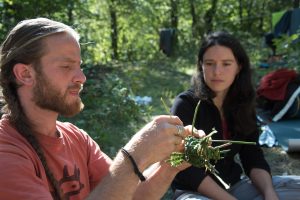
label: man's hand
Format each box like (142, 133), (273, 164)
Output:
(123, 116), (205, 172)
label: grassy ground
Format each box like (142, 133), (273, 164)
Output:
(121, 57), (195, 115)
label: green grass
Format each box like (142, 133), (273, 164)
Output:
(122, 57), (194, 115)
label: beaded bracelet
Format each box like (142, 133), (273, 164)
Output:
(121, 148), (146, 182)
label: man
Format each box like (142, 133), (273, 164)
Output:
(0, 18), (200, 200)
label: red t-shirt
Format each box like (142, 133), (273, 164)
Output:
(0, 116), (112, 200)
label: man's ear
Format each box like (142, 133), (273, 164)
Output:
(13, 63), (35, 86)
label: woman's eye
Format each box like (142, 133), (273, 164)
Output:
(205, 62), (214, 66)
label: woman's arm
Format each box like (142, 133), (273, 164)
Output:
(197, 176), (237, 200)
(250, 168), (279, 200)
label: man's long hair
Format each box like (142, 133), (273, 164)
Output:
(0, 18), (79, 200)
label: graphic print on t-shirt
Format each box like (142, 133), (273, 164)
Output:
(53, 164), (85, 200)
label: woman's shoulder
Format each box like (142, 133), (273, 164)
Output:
(176, 89), (197, 101)
(175, 89), (211, 106)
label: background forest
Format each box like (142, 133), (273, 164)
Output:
(1, 0), (299, 63)
(1, 1), (300, 198)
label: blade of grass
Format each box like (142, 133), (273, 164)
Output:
(212, 140), (256, 145)
(192, 100), (201, 136)
(161, 97), (171, 117)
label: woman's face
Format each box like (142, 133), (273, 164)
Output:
(201, 45), (240, 97)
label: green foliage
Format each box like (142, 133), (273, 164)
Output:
(273, 33), (300, 70)
(62, 66), (150, 157)
(0, 0), (295, 64)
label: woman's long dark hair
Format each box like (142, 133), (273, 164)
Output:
(0, 18), (79, 200)
(192, 31), (257, 137)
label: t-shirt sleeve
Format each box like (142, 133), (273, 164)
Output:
(58, 123), (113, 193)
(85, 132), (112, 190)
(0, 145), (53, 199)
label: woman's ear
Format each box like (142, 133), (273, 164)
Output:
(13, 63), (34, 86)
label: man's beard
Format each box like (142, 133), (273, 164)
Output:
(32, 72), (84, 117)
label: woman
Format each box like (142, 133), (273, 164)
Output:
(171, 31), (300, 200)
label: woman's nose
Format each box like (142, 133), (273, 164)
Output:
(213, 64), (223, 75)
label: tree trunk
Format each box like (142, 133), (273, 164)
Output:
(170, 0), (178, 29)
(204, 0), (218, 34)
(238, 0), (243, 27)
(293, 0), (299, 8)
(169, 0), (178, 56)
(189, 0), (199, 38)
(67, 0), (74, 24)
(258, 0), (266, 35)
(109, 0), (118, 60)
(245, 1), (254, 30)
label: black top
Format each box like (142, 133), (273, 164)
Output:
(171, 89), (271, 191)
